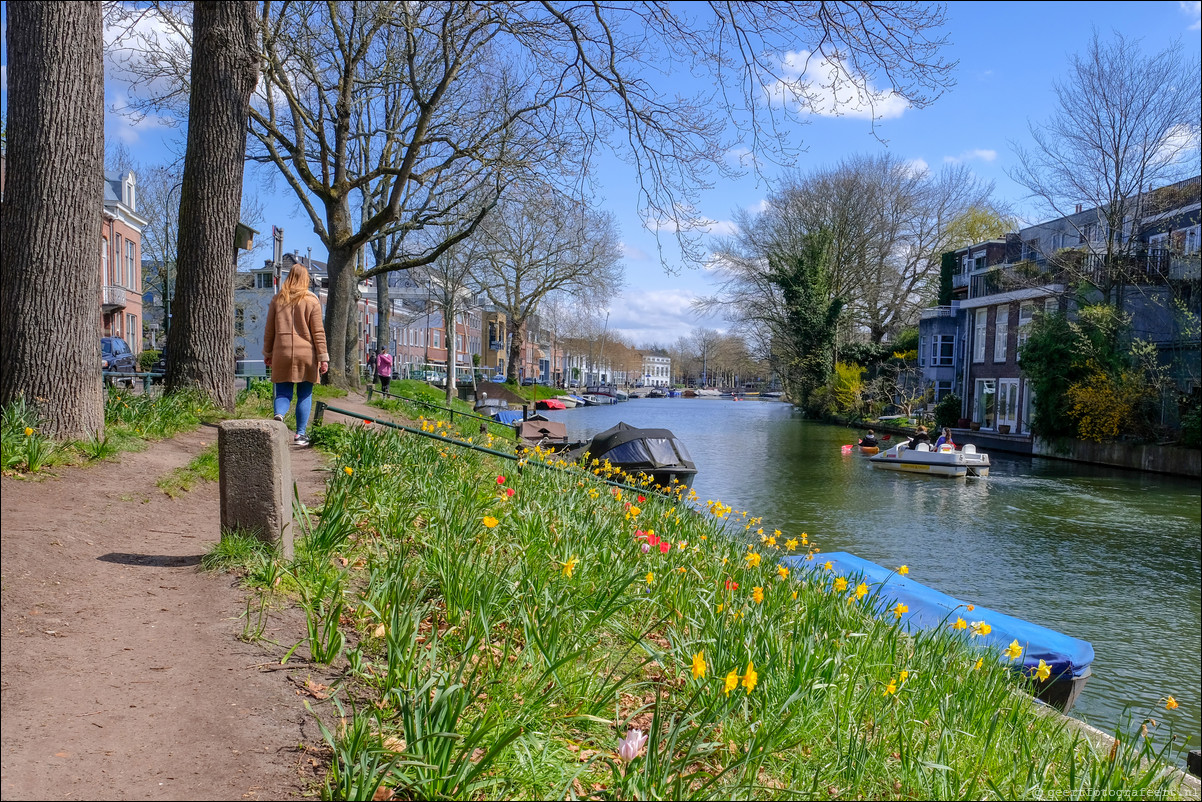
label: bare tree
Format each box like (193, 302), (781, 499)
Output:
(1, 1), (105, 439)
(110, 1), (955, 388)
(164, 1), (259, 410)
(476, 186), (624, 382)
(1009, 31), (1202, 305)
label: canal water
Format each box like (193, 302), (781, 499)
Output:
(541, 397), (1202, 758)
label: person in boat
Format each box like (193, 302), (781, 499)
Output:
(907, 426), (931, 449)
(859, 430), (878, 448)
(934, 427), (954, 450)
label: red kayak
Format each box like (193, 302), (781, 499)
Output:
(535, 398), (566, 410)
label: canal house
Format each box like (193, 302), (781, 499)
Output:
(919, 177), (1201, 453)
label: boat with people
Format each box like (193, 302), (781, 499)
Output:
(567, 421), (698, 490)
(869, 441), (990, 477)
(780, 552), (1093, 712)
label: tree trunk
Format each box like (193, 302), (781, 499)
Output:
(444, 296), (457, 405)
(0, 2), (104, 439)
(322, 242), (359, 388)
(166, 1), (258, 411)
(507, 318), (524, 383)
(374, 246), (390, 360)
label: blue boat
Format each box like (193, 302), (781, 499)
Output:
(780, 552), (1094, 712)
(490, 409), (524, 426)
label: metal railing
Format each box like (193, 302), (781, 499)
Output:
(365, 386), (525, 431)
(920, 306), (956, 320)
(102, 285), (127, 309)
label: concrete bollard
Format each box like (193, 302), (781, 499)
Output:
(218, 419), (294, 559)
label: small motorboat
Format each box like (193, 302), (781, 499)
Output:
(781, 552), (1093, 712)
(869, 441), (990, 477)
(581, 394), (616, 406)
(647, 388), (665, 398)
(535, 398), (566, 411)
(568, 421), (698, 490)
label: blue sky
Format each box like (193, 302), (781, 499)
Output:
(3, 2), (1199, 346)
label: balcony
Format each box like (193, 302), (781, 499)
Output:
(952, 273), (968, 290)
(102, 285), (126, 311)
(920, 306), (957, 320)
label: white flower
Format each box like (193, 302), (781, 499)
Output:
(617, 729), (648, 763)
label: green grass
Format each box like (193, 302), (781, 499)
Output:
(156, 444), (219, 497)
(216, 422), (1190, 800)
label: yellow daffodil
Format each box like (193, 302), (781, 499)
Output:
(952, 617), (967, 630)
(752, 586), (764, 604)
(723, 670), (739, 696)
(774, 529), (781, 537)
(855, 582), (868, 600)
(973, 657), (984, 671)
(785, 538), (798, 550)
(716, 603), (724, 613)
(1165, 696), (1179, 710)
(691, 652), (707, 680)
(833, 576), (848, 592)
(899, 670), (909, 683)
(745, 551), (762, 568)
(482, 516), (499, 528)
(883, 678), (897, 696)
(791, 590), (798, 600)
(742, 661), (757, 693)
(344, 466), (354, 475)
(1004, 639), (1023, 660)
(562, 557), (578, 578)
(823, 561), (833, 571)
(24, 427), (34, 437)
(646, 572), (655, 584)
(766, 536), (776, 547)
(893, 603), (908, 619)
(898, 565), (909, 575)
(1034, 660), (1051, 682)
(777, 565), (789, 580)
(970, 621), (991, 638)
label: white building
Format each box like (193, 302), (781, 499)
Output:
(640, 352), (671, 387)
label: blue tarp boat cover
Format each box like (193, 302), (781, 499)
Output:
(491, 410), (524, 425)
(779, 552), (1094, 680)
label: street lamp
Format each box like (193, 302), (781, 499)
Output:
(163, 180), (183, 343)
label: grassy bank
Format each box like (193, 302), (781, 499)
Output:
(212, 418), (1186, 800)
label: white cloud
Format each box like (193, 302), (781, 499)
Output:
(704, 219), (738, 237)
(725, 146), (760, 169)
(607, 288), (727, 346)
(1151, 122), (1202, 168)
(903, 158), (929, 177)
(944, 149), (998, 164)
(768, 50), (910, 121)
(620, 242), (650, 261)
(1182, 1), (1201, 30)
(103, 8), (190, 142)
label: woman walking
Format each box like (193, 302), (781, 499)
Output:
(263, 265), (328, 446)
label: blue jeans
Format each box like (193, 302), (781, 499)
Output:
(274, 381), (314, 435)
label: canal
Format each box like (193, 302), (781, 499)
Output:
(541, 397), (1202, 760)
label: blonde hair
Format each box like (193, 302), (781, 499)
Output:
(278, 265), (312, 306)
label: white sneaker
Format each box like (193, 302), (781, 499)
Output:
(273, 414), (284, 422)
(294, 434), (310, 447)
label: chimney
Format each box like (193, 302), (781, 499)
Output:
(1074, 203), (1082, 214)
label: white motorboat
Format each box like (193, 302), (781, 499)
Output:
(555, 396), (579, 408)
(869, 442), (990, 478)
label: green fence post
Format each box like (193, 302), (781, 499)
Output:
(142, 374), (151, 393)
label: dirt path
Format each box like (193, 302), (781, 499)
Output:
(1, 422), (333, 801)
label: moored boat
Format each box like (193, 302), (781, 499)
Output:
(568, 421), (698, 490)
(535, 398), (566, 411)
(869, 442), (990, 477)
(781, 552), (1093, 712)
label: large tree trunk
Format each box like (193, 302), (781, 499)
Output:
(0, 2), (104, 439)
(166, 1), (258, 411)
(506, 318), (524, 383)
(374, 245), (390, 360)
(322, 241), (359, 388)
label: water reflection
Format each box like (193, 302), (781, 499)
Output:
(542, 398), (1201, 755)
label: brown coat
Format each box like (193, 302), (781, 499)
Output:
(263, 293), (329, 384)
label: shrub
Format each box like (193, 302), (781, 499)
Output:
(139, 349), (161, 372)
(933, 392), (962, 430)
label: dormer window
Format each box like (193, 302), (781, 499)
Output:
(123, 172), (137, 211)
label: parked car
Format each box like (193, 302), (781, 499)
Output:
(101, 337), (136, 386)
(521, 377), (536, 386)
(491, 373), (506, 382)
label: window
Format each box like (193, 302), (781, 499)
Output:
(432, 331), (440, 349)
(1016, 302), (1036, 360)
(115, 235), (123, 281)
(973, 255), (987, 271)
(974, 379), (996, 428)
(102, 237), (110, 285)
(973, 309), (987, 363)
(255, 272), (273, 289)
(1182, 225), (1200, 255)
(126, 240), (136, 288)
(919, 336), (927, 367)
(1044, 297), (1059, 316)
(936, 381), (954, 401)
(126, 314), (138, 350)
(234, 307), (245, 335)
(994, 310), (1008, 362)
(934, 335), (954, 366)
